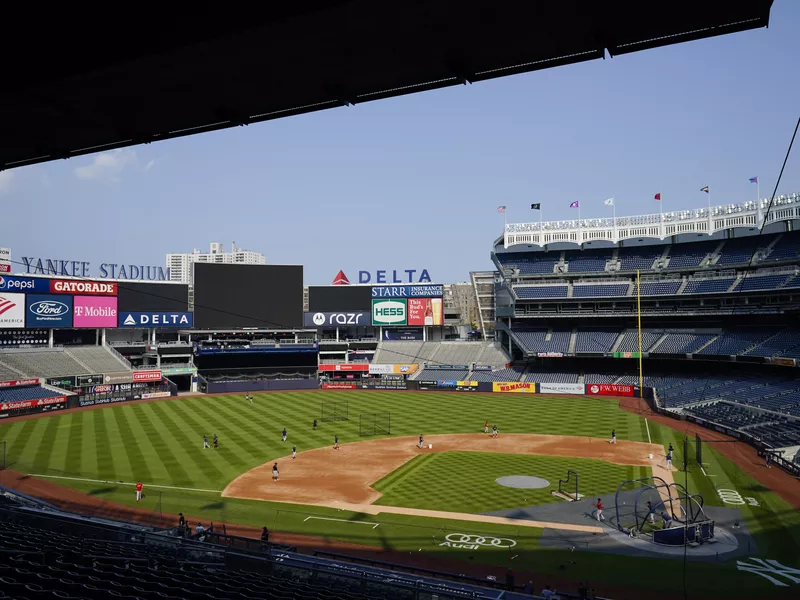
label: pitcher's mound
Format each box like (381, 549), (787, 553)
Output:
(496, 476), (550, 489)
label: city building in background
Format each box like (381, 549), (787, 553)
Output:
(167, 242), (266, 285)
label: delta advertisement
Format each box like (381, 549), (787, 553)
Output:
(73, 296), (118, 328)
(26, 294), (73, 328)
(372, 298), (443, 326)
(119, 312), (193, 328)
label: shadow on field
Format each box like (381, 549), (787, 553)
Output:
(87, 487), (116, 496)
(201, 501), (226, 510)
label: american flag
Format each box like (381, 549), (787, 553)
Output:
(497, 206), (506, 213)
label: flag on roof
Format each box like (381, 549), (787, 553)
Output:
(531, 203), (541, 210)
(749, 177), (758, 184)
(654, 193), (661, 201)
(701, 186), (709, 193)
(497, 206), (506, 213)
(569, 201), (579, 208)
(604, 198), (614, 206)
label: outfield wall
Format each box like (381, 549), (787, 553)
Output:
(205, 378), (318, 394)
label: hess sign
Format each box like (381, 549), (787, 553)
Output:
(372, 299), (407, 326)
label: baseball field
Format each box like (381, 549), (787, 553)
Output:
(1, 390), (798, 599)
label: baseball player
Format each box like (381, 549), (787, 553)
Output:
(292, 444), (297, 459)
(484, 420), (489, 434)
(313, 419), (317, 430)
(248, 393), (253, 405)
(646, 501), (656, 524)
(203, 435), (209, 449)
(334, 435), (339, 450)
(272, 462), (279, 481)
(213, 434), (219, 449)
(593, 498), (605, 521)
(492, 425), (498, 439)
(281, 428), (287, 443)
(418, 434), (424, 449)
(135, 481), (143, 502)
(610, 429), (617, 444)
(666, 451), (673, 470)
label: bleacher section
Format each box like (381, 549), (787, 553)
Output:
(745, 330), (800, 358)
(512, 329), (570, 355)
(575, 329), (618, 353)
(665, 243), (709, 269)
(414, 368), (469, 381)
(572, 283), (629, 297)
(649, 333), (715, 354)
(465, 367), (524, 382)
(616, 330), (661, 352)
(696, 330), (777, 356)
(682, 278), (735, 294)
(733, 273), (790, 292)
(0, 385), (56, 403)
(761, 231), (800, 263)
(566, 251), (612, 273)
(714, 236), (760, 266)
(373, 342), (508, 367)
(617, 248), (661, 272)
(636, 280), (682, 296)
(0, 346), (132, 378)
(514, 285), (568, 298)
(523, 370), (579, 383)
(498, 251), (559, 274)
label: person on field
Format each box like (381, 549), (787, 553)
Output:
(272, 463), (279, 481)
(261, 526), (270, 543)
(178, 513), (186, 528)
(135, 481), (143, 502)
(282, 428), (287, 443)
(646, 501), (656, 524)
(610, 429), (617, 444)
(492, 425), (499, 439)
(593, 498), (605, 521)
(313, 419), (317, 430)
(418, 434), (424, 449)
(203, 434), (209, 449)
(292, 444), (297, 459)
(334, 435), (339, 450)
(213, 434), (219, 449)
(484, 420), (489, 434)
(666, 451), (673, 470)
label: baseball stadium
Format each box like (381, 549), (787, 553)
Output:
(1, 2), (798, 600)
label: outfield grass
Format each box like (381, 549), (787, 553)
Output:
(0, 390), (798, 598)
(374, 451), (650, 513)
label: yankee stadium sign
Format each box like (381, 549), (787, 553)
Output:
(21, 256), (169, 281)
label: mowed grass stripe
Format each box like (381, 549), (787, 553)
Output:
(102, 406), (133, 480)
(64, 412), (86, 477)
(7, 419), (44, 470)
(129, 404), (191, 486)
(31, 416), (62, 474)
(112, 405), (152, 482)
(92, 409), (115, 480)
(80, 409), (98, 479)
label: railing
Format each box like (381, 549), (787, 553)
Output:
(106, 345), (133, 369)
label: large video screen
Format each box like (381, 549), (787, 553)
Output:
(308, 286), (371, 312)
(194, 264), (303, 329)
(117, 282), (189, 312)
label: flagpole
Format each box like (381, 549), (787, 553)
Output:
(540, 207), (544, 246)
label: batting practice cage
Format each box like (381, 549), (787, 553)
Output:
(551, 469), (582, 502)
(359, 412), (391, 436)
(321, 401), (349, 422)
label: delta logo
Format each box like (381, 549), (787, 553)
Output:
(332, 270), (350, 285)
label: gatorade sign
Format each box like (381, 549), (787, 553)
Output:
(371, 299), (407, 326)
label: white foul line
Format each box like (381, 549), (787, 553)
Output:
(700, 466), (716, 477)
(645, 419), (651, 444)
(30, 474), (222, 494)
(304, 516), (380, 529)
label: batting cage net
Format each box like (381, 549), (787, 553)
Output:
(557, 469), (581, 501)
(359, 412), (391, 436)
(696, 433), (703, 467)
(321, 401), (349, 422)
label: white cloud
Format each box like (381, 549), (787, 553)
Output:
(0, 170), (13, 194)
(144, 159), (155, 171)
(74, 148), (138, 182)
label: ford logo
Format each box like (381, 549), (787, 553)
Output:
(30, 300), (69, 316)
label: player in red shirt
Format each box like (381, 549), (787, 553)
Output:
(136, 481), (143, 502)
(593, 498), (605, 521)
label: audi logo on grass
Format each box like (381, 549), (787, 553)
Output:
(439, 533), (517, 550)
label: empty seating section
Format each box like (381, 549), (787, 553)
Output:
(575, 329), (618, 353)
(572, 283), (629, 297)
(373, 342), (422, 363)
(682, 278), (735, 294)
(666, 243), (709, 269)
(67, 346), (131, 372)
(496, 252), (558, 274)
(0, 348), (85, 377)
(467, 368), (524, 382)
(715, 237), (760, 266)
(523, 370), (579, 383)
(761, 232), (800, 263)
(0, 360), (24, 380)
(512, 329), (570, 354)
(514, 285), (568, 298)
(651, 333), (714, 354)
(617, 248), (660, 272)
(733, 274), (789, 292)
(785, 274), (800, 288)
(566, 251), (611, 273)
(697, 330), (778, 356)
(616, 330), (661, 352)
(375, 342), (508, 366)
(0, 386), (57, 403)
(415, 368), (469, 380)
(745, 330), (800, 358)
(582, 373), (618, 384)
(686, 403), (776, 430)
(636, 280), (681, 296)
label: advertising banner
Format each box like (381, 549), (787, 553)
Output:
(367, 364), (418, 375)
(322, 383), (357, 390)
(586, 383), (636, 397)
(0, 248), (10, 273)
(0, 275), (50, 293)
(456, 381), (478, 387)
(103, 372), (134, 384)
(133, 370), (163, 382)
(161, 367), (197, 375)
(46, 376), (76, 388)
(540, 383), (584, 395)
(772, 357), (797, 367)
(303, 311), (370, 327)
(407, 298), (443, 326)
(0, 292), (26, 328)
(382, 327), (423, 341)
(0, 396), (66, 413)
(371, 285), (443, 298)
(537, 352), (564, 358)
(319, 363), (369, 372)
(26, 294), (73, 328)
(492, 381), (537, 393)
(0, 378), (40, 388)
(141, 391), (171, 399)
(51, 280), (117, 295)
(360, 380), (408, 390)
(119, 311), (193, 328)
(613, 352), (640, 359)
(372, 299), (407, 326)
(73, 296), (118, 328)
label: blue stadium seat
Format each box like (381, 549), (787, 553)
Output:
(681, 278), (735, 294)
(635, 280), (681, 296)
(732, 274), (789, 292)
(666, 243), (710, 269)
(565, 250), (612, 273)
(572, 283), (629, 298)
(0, 386), (60, 403)
(513, 285), (568, 298)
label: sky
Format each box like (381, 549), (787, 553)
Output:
(1, 1), (799, 286)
